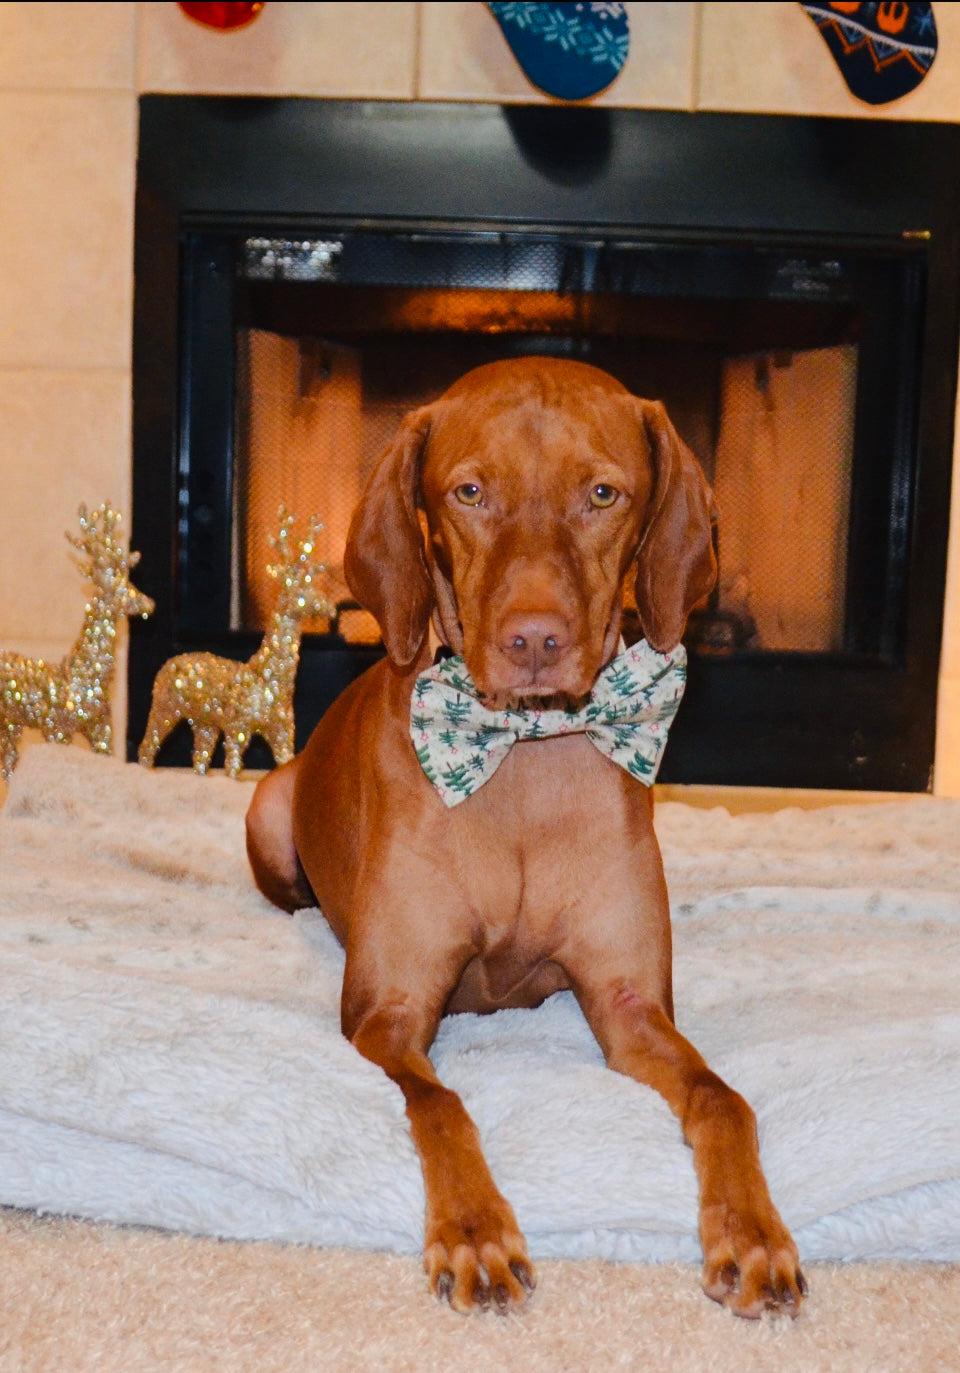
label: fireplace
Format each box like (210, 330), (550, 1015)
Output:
(130, 99), (960, 790)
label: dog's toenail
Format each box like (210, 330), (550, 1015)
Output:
(494, 1283), (510, 1313)
(719, 1262), (739, 1291)
(436, 1270), (454, 1302)
(797, 1269), (808, 1296)
(510, 1260), (535, 1293)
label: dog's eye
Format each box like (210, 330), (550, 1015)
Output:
(454, 483), (483, 506)
(589, 484), (619, 509)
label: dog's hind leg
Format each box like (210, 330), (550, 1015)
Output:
(246, 757), (317, 913)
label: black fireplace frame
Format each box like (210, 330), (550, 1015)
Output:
(130, 97), (960, 790)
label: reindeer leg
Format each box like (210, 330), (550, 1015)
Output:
(191, 726), (219, 775)
(138, 699), (173, 767)
(41, 710), (71, 746)
(1, 722), (22, 781)
(265, 717), (295, 768)
(222, 732), (244, 780)
(86, 715), (112, 755)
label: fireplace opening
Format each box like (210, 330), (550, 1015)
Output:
(229, 230), (884, 664)
(130, 100), (960, 790)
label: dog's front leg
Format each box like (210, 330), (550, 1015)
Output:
(343, 971), (535, 1314)
(576, 975), (806, 1319)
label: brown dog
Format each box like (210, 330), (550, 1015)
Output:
(246, 357), (805, 1319)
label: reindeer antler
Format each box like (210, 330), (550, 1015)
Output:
(266, 506), (295, 581)
(302, 512), (325, 552)
(267, 507), (327, 579)
(65, 502), (142, 571)
(66, 502), (123, 555)
(66, 503), (91, 557)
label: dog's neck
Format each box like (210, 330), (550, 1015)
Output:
(427, 622), (446, 661)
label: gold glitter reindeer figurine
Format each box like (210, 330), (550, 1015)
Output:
(138, 511), (329, 777)
(0, 503), (155, 782)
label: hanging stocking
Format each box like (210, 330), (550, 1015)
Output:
(178, 3), (265, 31)
(799, 3), (937, 105)
(487, 2), (630, 102)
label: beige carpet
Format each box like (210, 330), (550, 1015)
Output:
(1, 1209), (956, 1373)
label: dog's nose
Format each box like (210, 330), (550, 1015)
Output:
(498, 613), (569, 673)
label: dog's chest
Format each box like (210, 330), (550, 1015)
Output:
(439, 733), (644, 1009)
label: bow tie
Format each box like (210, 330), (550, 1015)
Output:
(410, 639), (686, 808)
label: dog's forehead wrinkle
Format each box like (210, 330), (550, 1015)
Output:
(428, 413), (630, 509)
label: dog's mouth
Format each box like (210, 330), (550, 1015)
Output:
(477, 685), (592, 714)
(469, 655), (604, 714)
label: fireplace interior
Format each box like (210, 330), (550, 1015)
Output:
(130, 100), (960, 790)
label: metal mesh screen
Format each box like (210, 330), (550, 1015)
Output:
(233, 233), (859, 654)
(712, 344), (857, 652)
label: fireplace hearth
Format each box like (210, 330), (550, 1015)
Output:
(130, 99), (960, 790)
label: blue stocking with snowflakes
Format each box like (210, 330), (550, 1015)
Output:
(487, 2), (630, 101)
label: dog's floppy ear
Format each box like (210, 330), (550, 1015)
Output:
(632, 399), (717, 652)
(343, 405), (434, 667)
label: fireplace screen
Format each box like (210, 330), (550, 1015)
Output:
(229, 230), (879, 661)
(131, 100), (959, 791)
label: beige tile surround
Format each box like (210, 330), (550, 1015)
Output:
(2, 1), (960, 804)
(700, 1), (960, 121)
(137, 1), (418, 97)
(0, 1), (135, 89)
(0, 91), (136, 372)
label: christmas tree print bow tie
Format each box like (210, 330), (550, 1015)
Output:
(411, 639), (686, 807)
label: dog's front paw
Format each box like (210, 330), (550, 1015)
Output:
(700, 1201), (806, 1319)
(425, 1210), (536, 1315)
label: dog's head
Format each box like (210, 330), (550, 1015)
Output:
(344, 357), (716, 707)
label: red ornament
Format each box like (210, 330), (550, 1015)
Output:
(178, 2), (265, 31)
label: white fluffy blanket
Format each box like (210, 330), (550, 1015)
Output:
(1, 746), (958, 1263)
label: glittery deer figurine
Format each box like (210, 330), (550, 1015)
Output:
(138, 511), (329, 777)
(0, 503), (155, 782)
